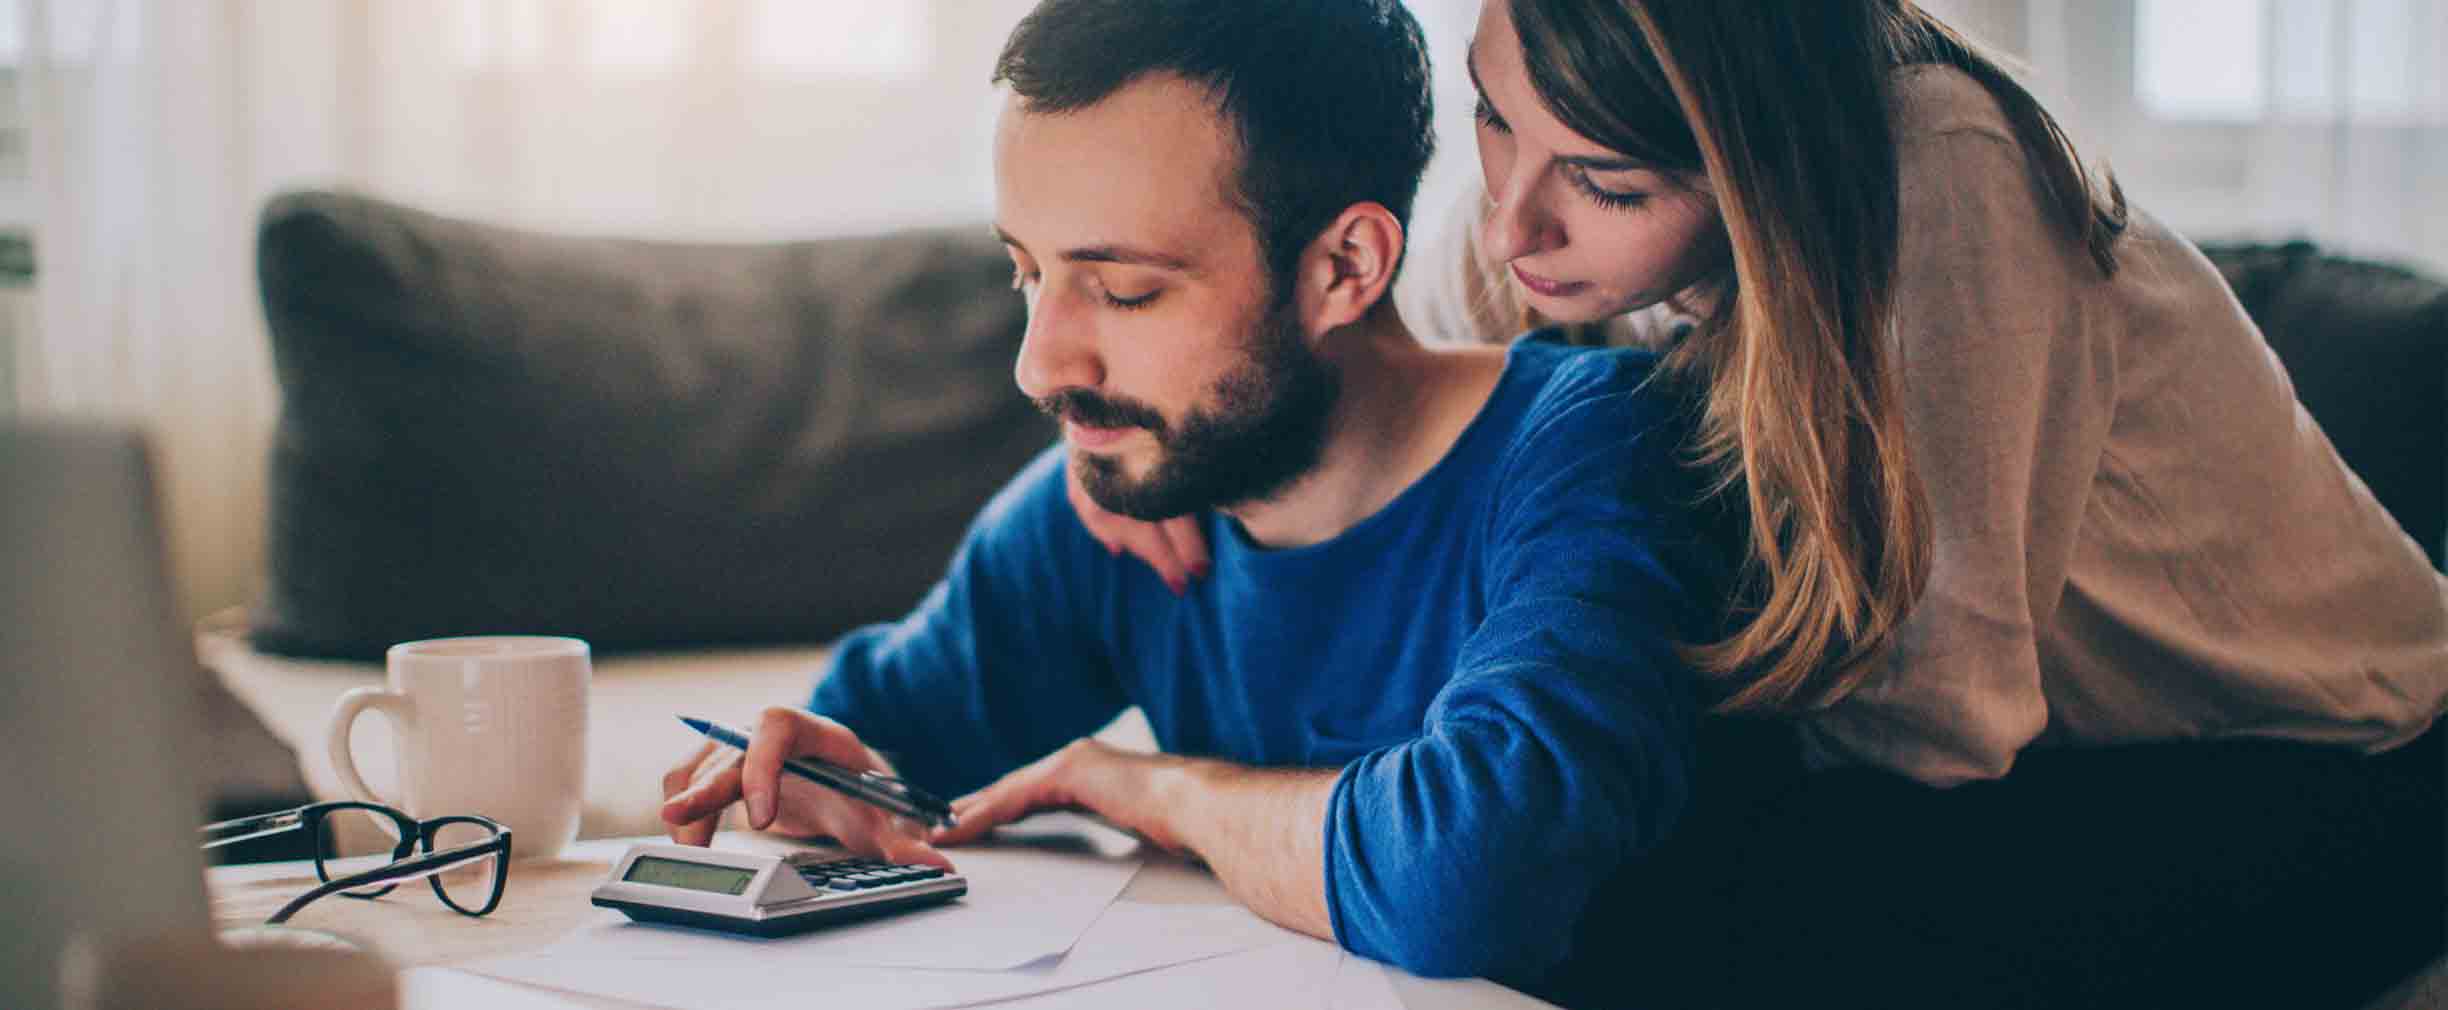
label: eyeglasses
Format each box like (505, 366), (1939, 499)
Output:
(200, 801), (512, 924)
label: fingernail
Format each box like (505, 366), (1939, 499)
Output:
(746, 790), (770, 828)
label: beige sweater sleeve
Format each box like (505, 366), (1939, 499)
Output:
(1796, 125), (2121, 785)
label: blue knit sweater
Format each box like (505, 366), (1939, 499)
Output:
(809, 338), (1735, 982)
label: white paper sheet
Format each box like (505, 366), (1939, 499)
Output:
(544, 813), (1146, 972)
(399, 967), (631, 1009)
(974, 941), (1348, 1010)
(461, 900), (1303, 1010)
(1325, 953), (1410, 1010)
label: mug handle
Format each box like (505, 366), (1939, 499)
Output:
(325, 686), (413, 808)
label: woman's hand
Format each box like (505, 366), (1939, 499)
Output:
(1064, 456), (1210, 595)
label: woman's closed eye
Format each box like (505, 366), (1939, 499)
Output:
(1473, 94), (1511, 134)
(1567, 166), (1649, 211)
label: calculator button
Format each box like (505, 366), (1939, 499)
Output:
(826, 880), (861, 892)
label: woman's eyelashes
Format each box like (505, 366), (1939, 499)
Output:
(1473, 94), (1511, 134)
(1475, 92), (1647, 213)
(1567, 167), (1649, 212)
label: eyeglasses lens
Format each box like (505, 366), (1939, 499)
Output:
(315, 807), (407, 897)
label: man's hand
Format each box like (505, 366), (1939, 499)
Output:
(658, 706), (951, 868)
(930, 738), (1189, 852)
(937, 737), (1337, 940)
(1065, 455), (1211, 596)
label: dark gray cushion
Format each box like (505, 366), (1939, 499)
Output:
(2202, 240), (2448, 568)
(251, 190), (1052, 659)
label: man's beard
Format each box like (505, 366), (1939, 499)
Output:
(1035, 299), (1340, 521)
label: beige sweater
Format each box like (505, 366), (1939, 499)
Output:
(1398, 65), (2448, 786)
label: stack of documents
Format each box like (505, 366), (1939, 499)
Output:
(436, 815), (1405, 1010)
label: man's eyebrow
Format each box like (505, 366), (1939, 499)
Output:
(1466, 41), (1649, 176)
(993, 225), (1193, 272)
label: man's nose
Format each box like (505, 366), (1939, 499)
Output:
(1013, 289), (1103, 401)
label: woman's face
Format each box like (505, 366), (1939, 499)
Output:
(1471, 1), (1726, 324)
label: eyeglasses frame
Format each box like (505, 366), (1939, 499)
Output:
(200, 800), (513, 924)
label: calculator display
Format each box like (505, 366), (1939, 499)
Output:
(623, 856), (756, 895)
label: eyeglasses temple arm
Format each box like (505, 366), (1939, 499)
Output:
(263, 837), (509, 925)
(200, 808), (303, 838)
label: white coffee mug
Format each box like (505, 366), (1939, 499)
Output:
(325, 636), (590, 861)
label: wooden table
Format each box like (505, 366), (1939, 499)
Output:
(208, 834), (1559, 1010)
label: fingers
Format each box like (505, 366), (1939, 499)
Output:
(741, 707), (876, 832)
(661, 739), (719, 800)
(672, 810), (721, 847)
(1157, 517), (1211, 581)
(1128, 524), (1192, 595)
(660, 747), (740, 846)
(762, 774), (954, 868)
(874, 823), (955, 869)
(1067, 459), (1207, 594)
(928, 793), (1002, 847)
(930, 767), (1053, 847)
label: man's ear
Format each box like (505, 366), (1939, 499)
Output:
(1293, 203), (1405, 337)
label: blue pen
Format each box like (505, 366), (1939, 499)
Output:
(680, 716), (959, 831)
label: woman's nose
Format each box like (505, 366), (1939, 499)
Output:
(1481, 168), (1562, 264)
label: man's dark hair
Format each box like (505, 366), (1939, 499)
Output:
(994, 0), (1436, 293)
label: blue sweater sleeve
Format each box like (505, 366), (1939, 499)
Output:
(1322, 355), (1722, 980)
(806, 447), (1129, 798)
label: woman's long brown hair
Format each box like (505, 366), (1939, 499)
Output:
(1507, 0), (2128, 712)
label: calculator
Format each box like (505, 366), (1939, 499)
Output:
(590, 843), (967, 937)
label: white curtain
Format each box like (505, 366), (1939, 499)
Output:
(1924, 0), (2448, 273)
(13, 0), (1048, 623)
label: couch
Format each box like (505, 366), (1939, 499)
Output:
(204, 188), (1148, 849)
(199, 192), (2445, 1003)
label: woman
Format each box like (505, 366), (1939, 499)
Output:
(1077, 1), (2448, 1006)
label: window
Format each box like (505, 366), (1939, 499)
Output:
(452, 0), (932, 79)
(2136, 0), (2445, 124)
(745, 1), (929, 79)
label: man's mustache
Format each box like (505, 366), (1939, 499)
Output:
(1035, 388), (1167, 437)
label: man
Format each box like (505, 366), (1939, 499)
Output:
(658, 0), (1736, 990)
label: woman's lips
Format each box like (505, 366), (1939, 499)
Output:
(1511, 263), (1589, 298)
(1066, 421), (1136, 451)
